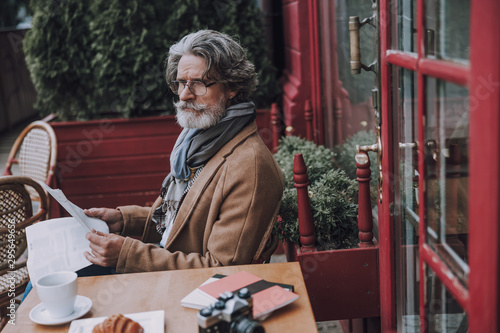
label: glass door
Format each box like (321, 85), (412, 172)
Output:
(390, 0), (471, 331)
(377, 0), (500, 331)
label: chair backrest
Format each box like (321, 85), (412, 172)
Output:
(0, 176), (48, 275)
(2, 121), (58, 200)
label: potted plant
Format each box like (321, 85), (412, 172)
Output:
(273, 136), (359, 257)
(22, 0), (281, 214)
(272, 135), (380, 321)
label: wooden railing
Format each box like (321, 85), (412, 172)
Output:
(293, 154), (317, 251)
(293, 152), (376, 249)
(289, 151), (379, 321)
(356, 151), (375, 247)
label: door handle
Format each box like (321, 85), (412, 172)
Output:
(349, 16), (377, 74)
(399, 142), (417, 149)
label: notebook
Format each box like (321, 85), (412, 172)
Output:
(181, 271), (298, 320)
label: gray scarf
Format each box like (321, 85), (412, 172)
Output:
(153, 102), (256, 238)
(170, 101), (257, 180)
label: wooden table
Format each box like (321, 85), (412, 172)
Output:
(6, 262), (317, 332)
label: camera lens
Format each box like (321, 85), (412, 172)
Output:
(230, 317), (265, 333)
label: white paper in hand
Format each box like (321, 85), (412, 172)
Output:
(26, 217), (109, 284)
(39, 182), (105, 232)
(28, 184), (109, 283)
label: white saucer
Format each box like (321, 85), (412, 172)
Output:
(30, 295), (93, 325)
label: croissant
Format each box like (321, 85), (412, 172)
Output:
(92, 314), (144, 333)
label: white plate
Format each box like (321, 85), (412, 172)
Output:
(30, 295), (93, 325)
(68, 310), (165, 333)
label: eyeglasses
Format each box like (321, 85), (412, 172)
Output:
(169, 80), (217, 96)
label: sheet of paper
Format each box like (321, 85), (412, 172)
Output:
(180, 277), (219, 309)
(40, 183), (100, 232)
(27, 184), (111, 283)
(26, 217), (109, 284)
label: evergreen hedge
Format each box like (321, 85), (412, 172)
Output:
(24, 0), (280, 120)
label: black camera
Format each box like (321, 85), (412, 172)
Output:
(198, 288), (265, 333)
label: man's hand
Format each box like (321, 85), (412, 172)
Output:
(84, 208), (124, 233)
(85, 230), (125, 267)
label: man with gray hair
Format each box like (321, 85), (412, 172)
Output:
(83, 30), (283, 273)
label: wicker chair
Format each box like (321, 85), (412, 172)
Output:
(0, 176), (48, 327)
(2, 121), (57, 216)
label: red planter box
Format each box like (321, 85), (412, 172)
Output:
(285, 242), (380, 322)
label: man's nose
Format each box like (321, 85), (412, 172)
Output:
(179, 84), (195, 101)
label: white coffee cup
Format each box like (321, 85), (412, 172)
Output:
(36, 271), (78, 318)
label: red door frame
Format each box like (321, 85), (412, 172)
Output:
(378, 0), (500, 331)
(468, 1), (500, 331)
(378, 0), (396, 329)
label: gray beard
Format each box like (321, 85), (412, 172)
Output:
(174, 96), (226, 129)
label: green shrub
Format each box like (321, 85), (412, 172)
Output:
(273, 136), (359, 250)
(310, 170), (358, 249)
(88, 0), (172, 118)
(24, 0), (280, 120)
(274, 136), (335, 189)
(24, 1), (95, 120)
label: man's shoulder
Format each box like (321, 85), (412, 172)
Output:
(229, 126), (272, 157)
(227, 128), (280, 172)
(218, 121), (260, 155)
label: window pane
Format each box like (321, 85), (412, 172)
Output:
(425, 0), (470, 61)
(425, 78), (469, 283)
(425, 266), (468, 333)
(392, 0), (417, 53)
(392, 66), (419, 332)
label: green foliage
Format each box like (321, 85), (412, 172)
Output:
(23, 0), (280, 120)
(275, 189), (299, 243)
(310, 170), (358, 249)
(24, 0), (95, 120)
(273, 136), (359, 250)
(230, 1), (280, 108)
(89, 0), (171, 118)
(274, 136), (335, 189)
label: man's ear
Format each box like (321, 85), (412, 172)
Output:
(226, 91), (237, 100)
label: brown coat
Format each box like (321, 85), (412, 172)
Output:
(115, 121), (283, 273)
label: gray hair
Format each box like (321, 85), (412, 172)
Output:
(166, 30), (258, 105)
